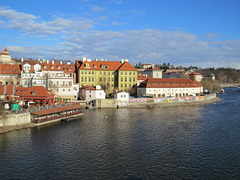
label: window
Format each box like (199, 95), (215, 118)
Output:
(51, 66), (54, 69)
(108, 78), (110, 81)
(85, 71), (87, 74)
(125, 72), (127, 75)
(133, 72), (135, 75)
(121, 84), (123, 87)
(100, 72), (102, 75)
(92, 71), (94, 74)
(108, 72), (110, 75)
(81, 77), (83, 81)
(89, 95), (91, 97)
(85, 77), (87, 81)
(121, 72), (123, 75)
(112, 78), (114, 81)
(104, 72), (106, 75)
(129, 72), (131, 75)
(133, 78), (135, 82)
(125, 84), (127, 87)
(89, 77), (91, 82)
(129, 78), (131, 82)
(125, 78), (127, 82)
(44, 66), (47, 69)
(100, 78), (102, 81)
(121, 78), (123, 82)
(89, 71), (91, 74)
(63, 89), (65, 92)
(69, 89), (71, 92)
(92, 77), (94, 81)
(81, 71), (83, 74)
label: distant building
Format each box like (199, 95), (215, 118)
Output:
(0, 48), (11, 64)
(79, 85), (106, 102)
(137, 78), (203, 98)
(144, 66), (163, 78)
(189, 72), (203, 82)
(142, 63), (152, 69)
(0, 64), (21, 86)
(163, 69), (186, 78)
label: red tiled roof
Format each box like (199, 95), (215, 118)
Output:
(62, 64), (75, 73)
(145, 66), (162, 70)
(15, 87), (30, 96)
(0, 64), (21, 74)
(76, 60), (137, 71)
(21, 86), (54, 97)
(138, 78), (202, 88)
(79, 85), (103, 90)
(23, 60), (40, 66)
(0, 48), (10, 55)
(118, 61), (137, 71)
(0, 85), (15, 95)
(189, 72), (202, 75)
(137, 74), (149, 80)
(31, 103), (82, 116)
(41, 62), (63, 71)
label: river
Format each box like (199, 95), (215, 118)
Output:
(0, 87), (240, 179)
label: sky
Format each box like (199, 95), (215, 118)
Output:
(0, 0), (240, 68)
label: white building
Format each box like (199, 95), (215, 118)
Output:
(79, 85), (106, 102)
(0, 48), (11, 64)
(42, 60), (75, 102)
(137, 78), (203, 98)
(21, 59), (46, 87)
(114, 92), (129, 101)
(144, 66), (163, 78)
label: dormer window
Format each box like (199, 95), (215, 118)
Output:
(31, 92), (36, 95)
(58, 66), (60, 69)
(44, 66), (47, 69)
(51, 66), (54, 69)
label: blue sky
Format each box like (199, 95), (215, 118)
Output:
(0, 0), (240, 68)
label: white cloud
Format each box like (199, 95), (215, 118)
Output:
(0, 6), (94, 36)
(90, 5), (106, 13)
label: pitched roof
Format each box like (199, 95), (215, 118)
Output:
(0, 48), (10, 55)
(41, 62), (63, 71)
(145, 66), (162, 71)
(76, 60), (137, 71)
(79, 85), (103, 90)
(0, 64), (21, 74)
(137, 74), (149, 80)
(20, 86), (54, 97)
(118, 61), (137, 71)
(15, 87), (30, 96)
(0, 85), (15, 95)
(138, 78), (202, 88)
(62, 63), (75, 74)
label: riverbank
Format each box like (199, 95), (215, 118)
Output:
(127, 97), (221, 108)
(0, 123), (36, 134)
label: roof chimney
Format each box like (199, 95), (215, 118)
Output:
(52, 60), (54, 64)
(47, 60), (49, 64)
(83, 57), (87, 62)
(60, 60), (63, 65)
(95, 58), (98, 61)
(121, 59), (124, 64)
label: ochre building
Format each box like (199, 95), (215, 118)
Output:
(76, 58), (137, 94)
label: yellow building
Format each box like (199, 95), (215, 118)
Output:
(76, 58), (137, 95)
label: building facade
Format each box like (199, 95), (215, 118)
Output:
(76, 58), (137, 94)
(79, 85), (106, 102)
(137, 78), (203, 98)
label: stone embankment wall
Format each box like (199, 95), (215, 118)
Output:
(0, 113), (31, 127)
(96, 94), (218, 108)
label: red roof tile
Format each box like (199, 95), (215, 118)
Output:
(41, 62), (63, 71)
(21, 86), (54, 97)
(76, 60), (137, 71)
(0, 64), (21, 74)
(138, 78), (202, 88)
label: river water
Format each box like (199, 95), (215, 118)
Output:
(0, 87), (240, 180)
